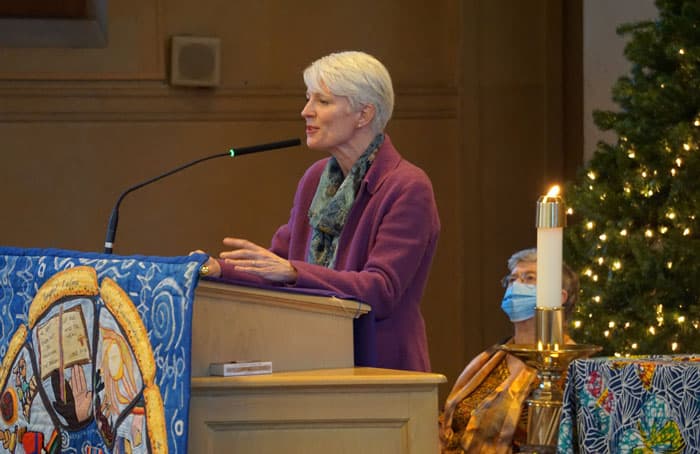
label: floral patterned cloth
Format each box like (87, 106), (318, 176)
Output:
(558, 355), (700, 453)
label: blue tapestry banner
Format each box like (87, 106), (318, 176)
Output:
(558, 355), (700, 453)
(0, 247), (207, 454)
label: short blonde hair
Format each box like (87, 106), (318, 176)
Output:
(303, 51), (394, 134)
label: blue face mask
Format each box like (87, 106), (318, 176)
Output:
(501, 281), (537, 322)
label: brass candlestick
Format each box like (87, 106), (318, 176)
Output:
(501, 310), (601, 452)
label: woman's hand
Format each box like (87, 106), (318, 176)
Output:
(189, 250), (222, 278)
(219, 237), (297, 284)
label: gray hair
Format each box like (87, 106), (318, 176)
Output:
(507, 248), (537, 272)
(507, 247), (579, 319)
(303, 51), (394, 134)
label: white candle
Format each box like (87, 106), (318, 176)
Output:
(536, 185), (564, 309)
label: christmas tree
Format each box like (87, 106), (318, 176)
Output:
(564, 0), (700, 356)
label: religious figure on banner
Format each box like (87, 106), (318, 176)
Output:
(0, 266), (166, 453)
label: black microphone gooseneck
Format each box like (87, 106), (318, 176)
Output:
(103, 138), (302, 254)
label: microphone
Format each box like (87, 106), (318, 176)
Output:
(103, 138), (302, 254)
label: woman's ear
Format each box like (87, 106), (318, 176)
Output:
(561, 289), (568, 304)
(357, 104), (376, 128)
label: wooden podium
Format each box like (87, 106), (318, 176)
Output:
(189, 280), (446, 453)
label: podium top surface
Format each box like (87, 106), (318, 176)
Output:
(191, 367), (447, 389)
(195, 280), (371, 319)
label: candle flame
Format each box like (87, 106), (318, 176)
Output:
(546, 185), (560, 197)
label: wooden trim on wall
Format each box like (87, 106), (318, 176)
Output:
(0, 0), (88, 19)
(563, 0), (583, 179)
(545, 0), (565, 187)
(0, 0), (106, 48)
(0, 86), (458, 122)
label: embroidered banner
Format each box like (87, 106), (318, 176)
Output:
(0, 247), (206, 454)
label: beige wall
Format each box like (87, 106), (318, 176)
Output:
(0, 0), (581, 405)
(583, 0), (656, 161)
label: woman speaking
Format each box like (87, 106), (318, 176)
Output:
(196, 51), (440, 372)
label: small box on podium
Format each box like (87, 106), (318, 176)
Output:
(209, 360), (273, 376)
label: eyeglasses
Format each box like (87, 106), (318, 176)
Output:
(501, 271), (537, 288)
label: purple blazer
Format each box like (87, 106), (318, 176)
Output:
(221, 134), (440, 372)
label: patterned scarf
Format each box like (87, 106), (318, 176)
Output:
(439, 346), (537, 453)
(307, 133), (384, 268)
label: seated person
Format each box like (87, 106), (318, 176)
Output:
(438, 247), (579, 453)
